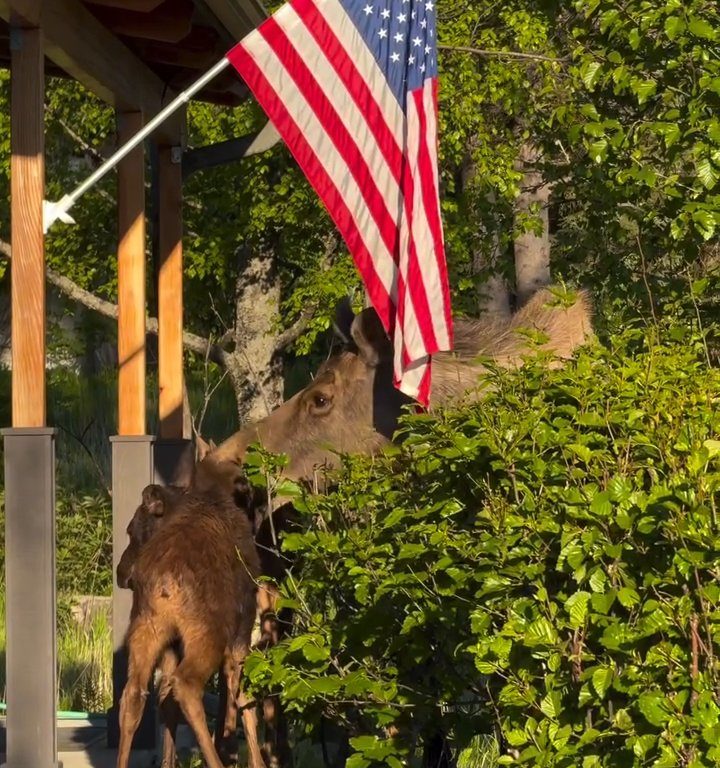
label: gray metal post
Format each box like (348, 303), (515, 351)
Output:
(106, 435), (156, 750)
(1, 428), (58, 768)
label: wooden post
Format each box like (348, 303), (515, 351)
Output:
(158, 144), (184, 438)
(5, 24), (59, 768)
(117, 110), (146, 435)
(11, 24), (45, 428)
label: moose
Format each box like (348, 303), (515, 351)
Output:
(116, 286), (592, 767)
(115, 482), (267, 768)
(198, 286), (593, 483)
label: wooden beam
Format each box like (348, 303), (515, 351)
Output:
(88, 0), (194, 45)
(11, 25), (45, 428)
(201, 0), (265, 40)
(0, 0), (182, 140)
(157, 143), (184, 439)
(117, 111), (146, 436)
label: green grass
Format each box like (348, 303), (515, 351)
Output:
(0, 589), (113, 713)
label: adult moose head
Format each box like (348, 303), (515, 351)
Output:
(196, 286), (593, 486)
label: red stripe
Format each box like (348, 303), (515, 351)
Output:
(227, 44), (393, 323)
(414, 84), (453, 342)
(260, 18), (401, 262)
(416, 362), (431, 406)
(290, 0), (404, 185)
(400, 94), (439, 357)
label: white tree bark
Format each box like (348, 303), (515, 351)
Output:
(514, 142), (551, 305)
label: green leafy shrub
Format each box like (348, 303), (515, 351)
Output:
(244, 325), (720, 767)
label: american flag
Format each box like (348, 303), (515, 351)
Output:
(227, 0), (453, 406)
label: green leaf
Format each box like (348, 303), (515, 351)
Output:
(590, 490), (612, 516)
(581, 61), (603, 89)
(688, 17), (716, 40)
(525, 617), (558, 646)
(540, 691), (562, 720)
(565, 591), (591, 628)
(697, 157), (719, 190)
(638, 692), (672, 726)
(591, 666), (613, 699)
(664, 15), (685, 40)
(617, 587), (640, 608)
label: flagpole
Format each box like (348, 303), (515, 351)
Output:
(43, 56), (231, 233)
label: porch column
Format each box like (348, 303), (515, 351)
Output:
(154, 121), (191, 485)
(107, 110), (156, 751)
(2, 23), (59, 768)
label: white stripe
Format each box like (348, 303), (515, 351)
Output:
(426, 82), (441, 220)
(313, 0), (407, 146)
(242, 31), (399, 304)
(417, 80), (450, 348)
(398, 356), (429, 400)
(404, 87), (449, 353)
(275, 6), (404, 232)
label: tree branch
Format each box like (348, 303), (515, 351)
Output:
(438, 44), (567, 63)
(0, 239), (229, 366)
(273, 309), (314, 353)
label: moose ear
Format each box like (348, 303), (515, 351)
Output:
(350, 307), (391, 366)
(332, 296), (356, 344)
(170, 441), (196, 489)
(196, 435), (215, 462)
(141, 484), (166, 516)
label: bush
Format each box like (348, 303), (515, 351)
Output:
(244, 325), (720, 767)
(0, 489), (112, 596)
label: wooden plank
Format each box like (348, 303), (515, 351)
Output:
(117, 111), (146, 436)
(0, 0), (182, 141)
(11, 25), (45, 428)
(157, 144), (184, 439)
(202, 0), (265, 40)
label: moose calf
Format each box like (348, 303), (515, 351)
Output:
(116, 483), (266, 768)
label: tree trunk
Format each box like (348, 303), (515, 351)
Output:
(230, 243), (284, 426)
(513, 142), (550, 305)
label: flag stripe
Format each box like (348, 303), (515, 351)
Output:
(290, 0), (404, 182)
(413, 83), (452, 345)
(260, 18), (402, 265)
(227, 43), (396, 322)
(424, 81), (452, 337)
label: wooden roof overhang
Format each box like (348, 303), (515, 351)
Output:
(0, 0), (266, 118)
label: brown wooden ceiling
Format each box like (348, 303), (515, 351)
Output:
(0, 0), (267, 106)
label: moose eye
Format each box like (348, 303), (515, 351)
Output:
(309, 392), (333, 414)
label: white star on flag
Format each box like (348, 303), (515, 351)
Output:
(391, 51), (400, 62)
(378, 27), (388, 38)
(394, 32), (404, 42)
(363, 3), (373, 14)
(413, 36), (422, 46)
(381, 8), (390, 18)
(397, 12), (406, 22)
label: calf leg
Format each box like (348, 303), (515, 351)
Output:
(157, 648), (181, 768)
(215, 653), (239, 766)
(232, 637), (266, 768)
(170, 635), (225, 768)
(117, 617), (169, 768)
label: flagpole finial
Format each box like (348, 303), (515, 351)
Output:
(43, 195), (76, 234)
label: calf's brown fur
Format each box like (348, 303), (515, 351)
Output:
(116, 485), (264, 768)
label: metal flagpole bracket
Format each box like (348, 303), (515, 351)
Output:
(43, 196), (76, 232)
(42, 56), (231, 234)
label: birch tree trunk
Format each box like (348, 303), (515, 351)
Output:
(228, 243), (284, 425)
(514, 142), (551, 305)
